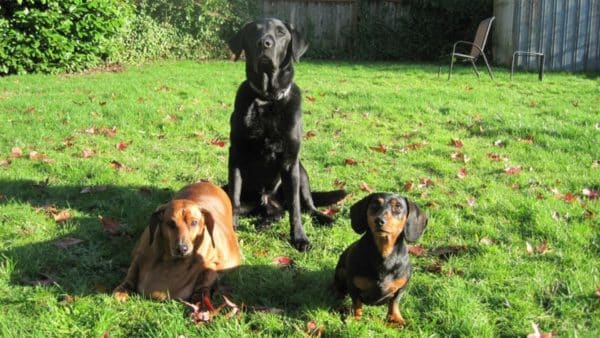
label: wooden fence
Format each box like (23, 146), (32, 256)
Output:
(259, 0), (410, 57)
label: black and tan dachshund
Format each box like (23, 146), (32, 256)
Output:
(334, 193), (428, 326)
(227, 18), (346, 252)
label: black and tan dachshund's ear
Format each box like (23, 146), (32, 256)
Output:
(403, 198), (428, 242)
(200, 208), (216, 248)
(228, 23), (250, 61)
(285, 22), (308, 62)
(350, 194), (373, 234)
(148, 203), (168, 246)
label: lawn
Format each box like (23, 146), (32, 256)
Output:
(0, 60), (598, 337)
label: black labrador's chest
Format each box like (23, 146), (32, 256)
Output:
(242, 100), (289, 158)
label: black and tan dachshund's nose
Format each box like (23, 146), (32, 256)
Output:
(374, 216), (386, 228)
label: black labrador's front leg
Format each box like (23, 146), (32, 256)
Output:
(281, 159), (309, 251)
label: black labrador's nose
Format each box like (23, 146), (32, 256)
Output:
(259, 36), (275, 49)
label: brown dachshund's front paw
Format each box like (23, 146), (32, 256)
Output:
(113, 286), (130, 302)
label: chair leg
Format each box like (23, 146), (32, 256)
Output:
(538, 55), (544, 81)
(448, 56), (455, 80)
(482, 53), (494, 80)
(470, 60), (480, 78)
(511, 53), (517, 80)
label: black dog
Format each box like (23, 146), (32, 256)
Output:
(227, 18), (346, 252)
(334, 193), (428, 325)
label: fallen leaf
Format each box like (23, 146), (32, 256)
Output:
(404, 181), (414, 191)
(504, 166), (522, 175)
(110, 160), (126, 171)
(519, 135), (534, 144)
(563, 192), (577, 204)
(156, 85), (171, 92)
(54, 237), (83, 249)
(593, 160), (600, 168)
(53, 210), (72, 223)
(322, 207), (339, 216)
(116, 140), (131, 151)
(306, 95), (316, 102)
(486, 153), (508, 161)
(430, 245), (467, 260)
(210, 139), (226, 147)
(582, 188), (599, 200)
(571, 100), (579, 107)
(479, 237), (494, 245)
(359, 181), (374, 193)
(551, 211), (561, 221)
(80, 185), (107, 194)
(61, 136), (75, 148)
(0, 159), (10, 167)
(28, 151), (41, 160)
(536, 241), (549, 254)
(526, 321), (556, 338)
(100, 126), (117, 137)
(450, 138), (463, 148)
(344, 158), (358, 166)
(85, 126), (98, 134)
(418, 177), (434, 188)
(369, 143), (387, 153)
(595, 286), (600, 298)
(304, 130), (317, 140)
(333, 179), (346, 189)
(272, 256), (294, 269)
(530, 101), (537, 108)
(306, 320), (324, 337)
(526, 241), (534, 255)
(81, 149), (96, 158)
(494, 140), (505, 147)
(251, 306), (284, 315)
(99, 216), (123, 235)
(408, 244), (427, 256)
(466, 197), (476, 207)
(25, 106), (36, 113)
(451, 152), (470, 162)
(166, 114), (178, 121)
(457, 167), (468, 179)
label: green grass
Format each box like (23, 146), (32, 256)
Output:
(0, 60), (599, 337)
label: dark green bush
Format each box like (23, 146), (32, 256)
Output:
(0, 0), (129, 75)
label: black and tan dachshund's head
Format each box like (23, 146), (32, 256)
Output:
(148, 200), (215, 258)
(228, 18), (308, 72)
(350, 193), (428, 256)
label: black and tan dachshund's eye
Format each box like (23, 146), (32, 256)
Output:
(190, 220), (199, 227)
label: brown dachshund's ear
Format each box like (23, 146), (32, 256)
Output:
(148, 203), (167, 246)
(404, 199), (428, 242)
(200, 208), (216, 248)
(228, 23), (250, 61)
(350, 194), (373, 234)
(285, 22), (308, 62)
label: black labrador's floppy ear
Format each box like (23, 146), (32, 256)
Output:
(350, 194), (374, 234)
(228, 22), (250, 61)
(285, 22), (308, 62)
(148, 203), (168, 246)
(403, 198), (428, 242)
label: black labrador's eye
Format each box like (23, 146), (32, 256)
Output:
(168, 221), (176, 228)
(276, 27), (286, 37)
(190, 220), (199, 227)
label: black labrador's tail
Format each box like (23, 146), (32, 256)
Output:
(311, 190), (347, 207)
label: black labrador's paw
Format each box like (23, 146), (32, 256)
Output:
(290, 236), (311, 252)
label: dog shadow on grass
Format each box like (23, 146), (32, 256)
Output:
(0, 179), (341, 316)
(0, 178), (174, 295)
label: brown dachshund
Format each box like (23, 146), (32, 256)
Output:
(113, 181), (241, 306)
(334, 193), (428, 326)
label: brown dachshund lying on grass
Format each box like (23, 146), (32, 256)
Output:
(113, 182), (241, 311)
(334, 193), (428, 326)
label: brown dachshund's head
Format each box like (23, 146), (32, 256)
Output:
(148, 200), (215, 258)
(350, 193), (428, 256)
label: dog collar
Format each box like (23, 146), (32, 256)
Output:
(248, 81), (291, 101)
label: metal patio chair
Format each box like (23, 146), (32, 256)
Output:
(441, 16), (495, 80)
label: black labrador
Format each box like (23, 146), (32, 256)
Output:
(227, 18), (346, 251)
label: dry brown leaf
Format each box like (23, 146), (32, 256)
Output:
(369, 143), (388, 153)
(99, 216), (123, 235)
(418, 177), (434, 188)
(404, 181), (414, 192)
(430, 245), (467, 260)
(54, 237), (83, 249)
(479, 237), (494, 245)
(457, 167), (468, 179)
(0, 159), (10, 167)
(304, 130), (317, 140)
(359, 181), (374, 193)
(210, 139), (226, 147)
(53, 210), (72, 223)
(408, 244), (427, 256)
(504, 166), (522, 175)
(526, 322), (556, 338)
(526, 241), (534, 255)
(450, 138), (464, 148)
(116, 141), (131, 151)
(344, 158), (358, 166)
(582, 188), (599, 200)
(272, 256), (294, 269)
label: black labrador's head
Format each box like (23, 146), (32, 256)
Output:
(350, 193), (428, 257)
(228, 18), (308, 78)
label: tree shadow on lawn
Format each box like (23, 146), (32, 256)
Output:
(0, 179), (174, 295)
(0, 179), (341, 316)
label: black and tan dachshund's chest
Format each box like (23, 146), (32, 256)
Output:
(349, 260), (410, 305)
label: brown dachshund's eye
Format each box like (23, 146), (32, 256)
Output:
(190, 220), (199, 227)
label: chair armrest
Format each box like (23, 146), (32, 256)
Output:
(452, 41), (484, 56)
